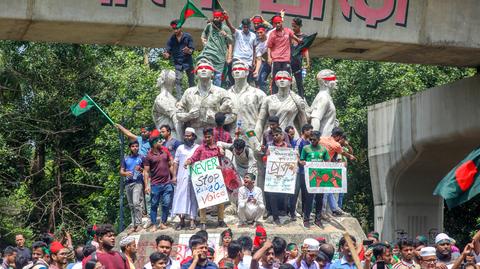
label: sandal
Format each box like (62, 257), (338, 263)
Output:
(175, 222), (184, 231)
(189, 222), (196, 230)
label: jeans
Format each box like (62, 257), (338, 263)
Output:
(125, 182), (143, 226)
(256, 62), (271, 94)
(338, 193), (344, 209)
(213, 71), (222, 87)
(288, 173), (308, 218)
(150, 183), (174, 225)
(323, 193), (339, 213)
(175, 68), (195, 99)
(271, 61), (292, 94)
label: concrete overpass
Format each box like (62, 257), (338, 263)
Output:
(2, 0), (480, 241)
(368, 75), (480, 241)
(1, 0), (480, 66)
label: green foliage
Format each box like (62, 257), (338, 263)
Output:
(0, 40), (476, 247)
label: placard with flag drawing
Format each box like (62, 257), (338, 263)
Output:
(304, 162), (347, 193)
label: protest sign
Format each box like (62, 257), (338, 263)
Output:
(264, 146), (297, 194)
(190, 157), (229, 209)
(304, 162), (347, 193)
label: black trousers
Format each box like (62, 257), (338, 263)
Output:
(271, 61), (292, 94)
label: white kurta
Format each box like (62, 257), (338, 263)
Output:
(171, 144), (199, 217)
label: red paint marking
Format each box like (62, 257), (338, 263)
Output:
(79, 100), (88, 109)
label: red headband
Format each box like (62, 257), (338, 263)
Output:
(272, 16), (283, 24)
(224, 231), (232, 237)
(170, 23), (178, 29)
(232, 67), (249, 71)
(213, 11), (223, 18)
(274, 76), (292, 81)
(322, 75), (337, 81)
(252, 17), (263, 23)
(256, 27), (266, 32)
(195, 65), (215, 73)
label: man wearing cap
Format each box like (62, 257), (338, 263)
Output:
(419, 247), (437, 269)
(143, 133), (175, 231)
(120, 140), (144, 233)
(48, 241), (68, 269)
(199, 10), (233, 86)
(171, 127), (199, 230)
(435, 233), (460, 269)
(368, 232), (380, 244)
(225, 15), (257, 84)
(120, 236), (137, 269)
(290, 238), (320, 269)
(267, 14), (302, 94)
(163, 19), (195, 99)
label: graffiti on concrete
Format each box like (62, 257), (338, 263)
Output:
(260, 0), (409, 28)
(100, 0), (127, 7)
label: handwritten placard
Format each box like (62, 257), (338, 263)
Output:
(304, 162), (347, 193)
(190, 157), (229, 209)
(264, 146), (297, 194)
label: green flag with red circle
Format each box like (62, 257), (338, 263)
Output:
(71, 95), (94, 116)
(434, 147), (480, 208)
(177, 0), (207, 28)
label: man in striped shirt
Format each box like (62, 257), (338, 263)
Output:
(393, 240), (420, 269)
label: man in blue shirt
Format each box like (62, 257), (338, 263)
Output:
(116, 124), (152, 156)
(163, 19), (195, 99)
(330, 236), (358, 269)
(120, 140), (144, 233)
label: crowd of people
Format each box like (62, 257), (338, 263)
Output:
(3, 228), (480, 269)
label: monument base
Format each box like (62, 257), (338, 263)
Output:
(117, 213), (366, 268)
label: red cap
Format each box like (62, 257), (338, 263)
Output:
(213, 11), (223, 18)
(272, 15), (283, 24)
(50, 241), (64, 254)
(252, 17), (263, 24)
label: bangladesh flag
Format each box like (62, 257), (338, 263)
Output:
(212, 0), (223, 10)
(293, 33), (317, 57)
(71, 95), (94, 116)
(246, 130), (256, 138)
(433, 147), (480, 208)
(177, 0), (207, 28)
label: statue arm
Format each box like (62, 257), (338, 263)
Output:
(255, 99), (268, 141)
(311, 98), (329, 130)
(176, 94), (191, 122)
(219, 91), (235, 125)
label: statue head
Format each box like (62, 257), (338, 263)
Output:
(316, 69), (337, 90)
(232, 60), (249, 80)
(156, 70), (176, 92)
(274, 70), (292, 89)
(195, 59), (215, 80)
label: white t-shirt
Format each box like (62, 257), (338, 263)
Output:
(238, 255), (252, 269)
(233, 29), (257, 66)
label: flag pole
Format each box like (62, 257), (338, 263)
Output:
(85, 94), (116, 125)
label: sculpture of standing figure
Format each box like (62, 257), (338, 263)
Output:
(255, 70), (308, 141)
(311, 69), (338, 136)
(176, 60), (235, 139)
(227, 60), (266, 144)
(152, 70), (181, 138)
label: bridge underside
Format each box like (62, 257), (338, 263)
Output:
(1, 0), (480, 66)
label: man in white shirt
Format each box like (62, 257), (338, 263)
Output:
(143, 235), (180, 269)
(237, 173), (265, 227)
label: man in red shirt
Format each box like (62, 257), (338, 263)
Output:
(267, 14), (302, 94)
(82, 224), (128, 269)
(185, 128), (226, 230)
(144, 135), (176, 231)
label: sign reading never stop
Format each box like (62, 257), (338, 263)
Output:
(189, 157), (229, 209)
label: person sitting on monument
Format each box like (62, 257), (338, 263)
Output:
(199, 10), (233, 86)
(217, 139), (257, 179)
(213, 112), (233, 144)
(299, 130), (330, 228)
(237, 173), (265, 227)
(184, 128), (227, 230)
(162, 19), (195, 99)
